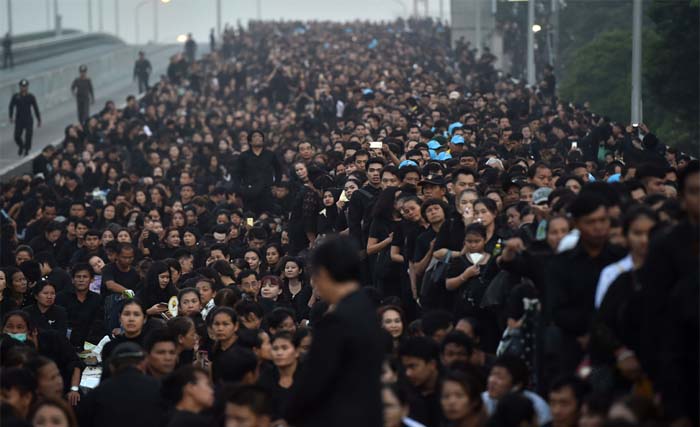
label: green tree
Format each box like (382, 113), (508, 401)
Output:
(645, 0), (699, 149)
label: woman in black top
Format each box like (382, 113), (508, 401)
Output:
(167, 316), (198, 368)
(2, 310), (83, 401)
(446, 223), (501, 352)
(23, 280), (67, 337)
(316, 189), (340, 235)
(280, 257), (312, 321)
(209, 307), (240, 369)
(138, 261), (178, 319)
(367, 187), (402, 295)
(101, 299), (148, 372)
(3, 267), (33, 309)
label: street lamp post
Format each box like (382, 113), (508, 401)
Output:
(98, 0), (103, 32)
(7, 0), (12, 35)
(153, 0), (158, 43)
(217, 0), (222, 38)
(88, 0), (93, 32)
(135, 0), (149, 43)
(115, 0), (120, 37)
(475, 0), (482, 58)
(526, 0), (536, 86)
(631, 0), (643, 124)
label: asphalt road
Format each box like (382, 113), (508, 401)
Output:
(0, 43), (183, 178)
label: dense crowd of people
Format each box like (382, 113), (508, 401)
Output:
(1, 17), (698, 427)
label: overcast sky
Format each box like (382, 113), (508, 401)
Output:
(3, 0), (451, 44)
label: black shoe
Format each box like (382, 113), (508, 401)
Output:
(24, 148), (30, 157)
(18, 147), (22, 156)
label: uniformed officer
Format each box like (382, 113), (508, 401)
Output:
(71, 64), (95, 124)
(8, 79), (41, 156)
(133, 51), (152, 93)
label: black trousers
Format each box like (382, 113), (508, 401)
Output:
(3, 50), (13, 68)
(77, 97), (90, 123)
(14, 123), (33, 154)
(137, 75), (149, 93)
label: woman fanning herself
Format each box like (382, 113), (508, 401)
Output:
(138, 261), (178, 318)
(446, 223), (501, 352)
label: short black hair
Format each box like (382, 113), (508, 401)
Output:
(440, 331), (474, 357)
(71, 262), (94, 277)
(144, 328), (176, 353)
(237, 269), (259, 283)
(224, 384), (273, 417)
(492, 354), (529, 389)
(213, 347), (257, 383)
(265, 307), (296, 331)
(421, 310), (453, 338)
(161, 365), (208, 405)
(549, 374), (590, 407)
(0, 367), (37, 397)
(569, 191), (608, 220)
(308, 235), (361, 283)
(235, 300), (264, 320)
(398, 336), (440, 363)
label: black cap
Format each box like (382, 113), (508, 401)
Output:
(110, 342), (145, 362)
(419, 174), (447, 187)
(19, 79), (28, 87)
(79, 65), (88, 72)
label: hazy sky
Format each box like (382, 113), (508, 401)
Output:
(3, 0), (451, 44)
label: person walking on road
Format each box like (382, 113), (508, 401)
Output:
(71, 64), (95, 124)
(2, 32), (13, 69)
(8, 79), (41, 157)
(133, 51), (152, 94)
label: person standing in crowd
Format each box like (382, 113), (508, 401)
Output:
(70, 65), (94, 124)
(285, 236), (384, 427)
(184, 33), (197, 63)
(234, 130), (282, 214)
(133, 51), (152, 94)
(2, 32), (12, 69)
(8, 79), (41, 156)
(0, 18), (696, 427)
(77, 342), (164, 427)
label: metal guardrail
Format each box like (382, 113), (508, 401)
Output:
(9, 32), (125, 67)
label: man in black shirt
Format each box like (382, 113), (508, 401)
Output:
(285, 236), (384, 427)
(56, 263), (104, 349)
(234, 131), (282, 214)
(162, 366), (214, 427)
(547, 191), (625, 374)
(2, 32), (12, 69)
(8, 79), (41, 156)
(71, 65), (94, 124)
(101, 244), (140, 331)
(133, 51), (152, 93)
(77, 342), (165, 427)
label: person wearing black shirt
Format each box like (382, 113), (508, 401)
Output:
(398, 336), (443, 427)
(23, 281), (67, 337)
(234, 131), (282, 214)
(133, 51), (152, 93)
(78, 342), (165, 427)
(56, 263), (104, 349)
(101, 244), (140, 331)
(8, 79), (41, 156)
(70, 65), (94, 124)
(162, 366), (214, 427)
(285, 236), (384, 427)
(547, 192), (625, 375)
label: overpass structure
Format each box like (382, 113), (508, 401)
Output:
(1, 31), (182, 178)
